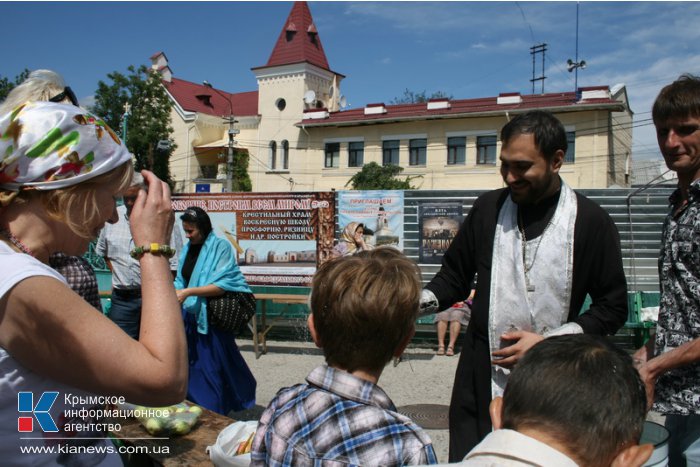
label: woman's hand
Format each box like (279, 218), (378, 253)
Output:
(129, 170), (174, 247)
(176, 288), (190, 304)
(354, 231), (366, 248)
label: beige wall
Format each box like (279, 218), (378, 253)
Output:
(299, 109), (621, 191)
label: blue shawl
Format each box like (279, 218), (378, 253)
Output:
(174, 232), (251, 334)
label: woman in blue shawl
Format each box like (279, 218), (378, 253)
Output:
(174, 206), (256, 414)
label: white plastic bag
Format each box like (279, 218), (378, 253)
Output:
(207, 420), (258, 467)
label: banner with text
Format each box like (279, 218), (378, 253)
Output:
(418, 202), (463, 264)
(337, 190), (404, 251)
(172, 192), (336, 287)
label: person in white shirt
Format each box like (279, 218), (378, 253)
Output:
(0, 101), (187, 466)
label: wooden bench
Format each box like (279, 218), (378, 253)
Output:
(250, 292), (310, 359)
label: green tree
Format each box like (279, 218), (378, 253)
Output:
(390, 88), (453, 105)
(91, 65), (175, 186)
(232, 150), (252, 191)
(0, 69), (31, 101)
(345, 162), (421, 190)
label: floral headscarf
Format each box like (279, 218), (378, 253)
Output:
(0, 101), (132, 192)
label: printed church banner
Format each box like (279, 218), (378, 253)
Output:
(418, 202), (463, 264)
(337, 190), (404, 251)
(172, 192), (335, 286)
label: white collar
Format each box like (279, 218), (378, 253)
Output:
(464, 429), (579, 466)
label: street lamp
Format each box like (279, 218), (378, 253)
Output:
(203, 80), (240, 192)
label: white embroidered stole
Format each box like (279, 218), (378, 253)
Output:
(488, 183), (577, 398)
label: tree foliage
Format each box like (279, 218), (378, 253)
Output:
(345, 162), (421, 190)
(232, 150), (252, 192)
(91, 65), (175, 186)
(0, 69), (31, 102)
(390, 88), (453, 105)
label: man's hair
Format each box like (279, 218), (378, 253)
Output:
(500, 110), (568, 161)
(180, 206), (213, 238)
(652, 74), (700, 125)
(310, 247), (421, 373)
(502, 334), (647, 466)
(0, 70), (67, 114)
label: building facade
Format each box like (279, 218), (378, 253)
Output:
(158, 1), (633, 193)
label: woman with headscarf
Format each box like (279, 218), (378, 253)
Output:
(333, 221), (374, 257)
(0, 69), (103, 311)
(174, 206), (256, 415)
(0, 101), (187, 465)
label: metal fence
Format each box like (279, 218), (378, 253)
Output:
(400, 184), (675, 293)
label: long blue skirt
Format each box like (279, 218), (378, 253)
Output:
(183, 312), (256, 415)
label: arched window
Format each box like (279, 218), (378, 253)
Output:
(282, 140), (289, 170)
(269, 141), (277, 170)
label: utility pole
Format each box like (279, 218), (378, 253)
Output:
(203, 81), (239, 192)
(567, 2), (587, 97)
(530, 43), (547, 94)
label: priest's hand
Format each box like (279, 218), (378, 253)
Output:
(491, 330), (544, 368)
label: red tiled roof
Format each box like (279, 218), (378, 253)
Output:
(163, 77), (258, 117)
(261, 1), (330, 71)
(299, 89), (624, 127)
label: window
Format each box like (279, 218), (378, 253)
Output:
(447, 137), (466, 165)
(276, 98), (286, 111)
(269, 141), (277, 169)
(477, 135), (497, 164)
(565, 131), (576, 163)
(325, 142), (340, 168)
(382, 140), (400, 166)
(348, 142), (364, 167)
(409, 139), (427, 166)
(282, 140), (289, 170)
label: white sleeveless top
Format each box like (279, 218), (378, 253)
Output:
(0, 242), (121, 466)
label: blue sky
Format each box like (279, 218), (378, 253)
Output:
(3, 1), (699, 161)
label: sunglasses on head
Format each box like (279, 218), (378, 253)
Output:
(49, 87), (79, 107)
(182, 209), (201, 222)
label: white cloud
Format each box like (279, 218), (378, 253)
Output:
(80, 94), (96, 110)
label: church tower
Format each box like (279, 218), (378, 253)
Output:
(252, 1), (344, 176)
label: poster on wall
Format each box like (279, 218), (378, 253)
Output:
(418, 202), (463, 264)
(337, 190), (404, 252)
(172, 192), (335, 287)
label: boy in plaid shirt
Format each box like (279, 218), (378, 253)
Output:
(251, 248), (437, 466)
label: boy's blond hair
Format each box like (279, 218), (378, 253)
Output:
(310, 247), (421, 373)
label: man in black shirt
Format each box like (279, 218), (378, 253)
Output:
(422, 110), (628, 461)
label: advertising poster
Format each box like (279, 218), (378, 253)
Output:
(337, 190), (404, 251)
(418, 202), (463, 264)
(172, 192), (335, 286)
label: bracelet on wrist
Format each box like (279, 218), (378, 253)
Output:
(130, 243), (176, 259)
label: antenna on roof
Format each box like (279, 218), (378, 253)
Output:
(339, 95), (347, 109)
(303, 90), (316, 107)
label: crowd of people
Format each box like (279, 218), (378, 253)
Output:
(0, 68), (698, 466)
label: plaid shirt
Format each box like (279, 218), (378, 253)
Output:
(654, 179), (700, 415)
(250, 364), (437, 466)
(49, 252), (102, 311)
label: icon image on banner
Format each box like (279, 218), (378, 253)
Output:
(17, 391), (59, 432)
